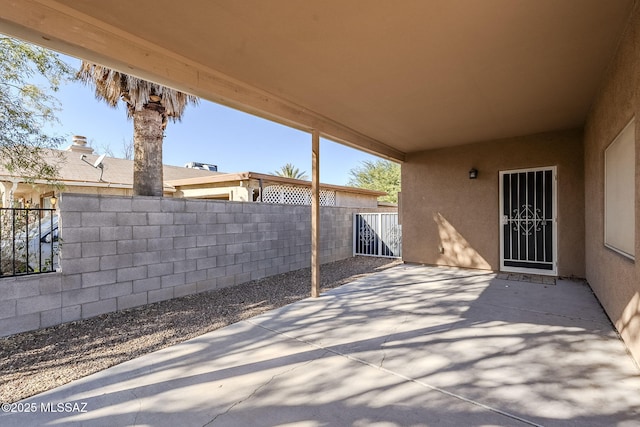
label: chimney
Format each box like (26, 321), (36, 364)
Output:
(66, 135), (94, 155)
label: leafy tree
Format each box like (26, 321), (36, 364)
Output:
(78, 63), (198, 196)
(0, 36), (73, 182)
(274, 163), (308, 180)
(348, 159), (400, 203)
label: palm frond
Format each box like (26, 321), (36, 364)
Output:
(274, 163), (308, 180)
(77, 62), (198, 119)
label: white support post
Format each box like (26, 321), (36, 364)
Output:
(311, 130), (320, 297)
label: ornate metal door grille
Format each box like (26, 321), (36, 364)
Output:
(500, 168), (556, 275)
(353, 213), (402, 258)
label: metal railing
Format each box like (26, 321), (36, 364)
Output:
(0, 208), (59, 277)
(353, 213), (402, 258)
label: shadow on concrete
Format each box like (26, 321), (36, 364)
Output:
(2, 265), (639, 426)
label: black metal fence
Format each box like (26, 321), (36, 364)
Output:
(0, 208), (59, 277)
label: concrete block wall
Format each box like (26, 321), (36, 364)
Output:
(0, 194), (388, 336)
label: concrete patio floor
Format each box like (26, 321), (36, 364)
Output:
(2, 264), (640, 426)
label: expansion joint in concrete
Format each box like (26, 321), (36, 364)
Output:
(246, 319), (544, 427)
(202, 348), (329, 426)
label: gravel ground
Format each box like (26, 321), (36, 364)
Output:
(0, 256), (400, 403)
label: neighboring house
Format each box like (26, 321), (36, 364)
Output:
(0, 136), (222, 208)
(167, 172), (387, 208)
(0, 136), (387, 209)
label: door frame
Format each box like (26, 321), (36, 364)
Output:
(499, 166), (558, 276)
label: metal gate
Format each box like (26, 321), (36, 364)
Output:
(499, 167), (557, 275)
(1, 208), (59, 277)
(353, 213), (402, 258)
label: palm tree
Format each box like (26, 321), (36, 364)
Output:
(273, 163), (308, 180)
(78, 63), (198, 196)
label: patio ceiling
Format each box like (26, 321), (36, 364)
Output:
(0, 0), (634, 161)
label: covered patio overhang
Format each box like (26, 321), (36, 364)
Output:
(1, 1), (639, 360)
(0, 0), (632, 157)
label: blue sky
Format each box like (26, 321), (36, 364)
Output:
(48, 56), (383, 186)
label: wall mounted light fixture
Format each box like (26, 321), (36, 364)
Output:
(469, 168), (478, 179)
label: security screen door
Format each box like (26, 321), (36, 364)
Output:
(499, 167), (557, 276)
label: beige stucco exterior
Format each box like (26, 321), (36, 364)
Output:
(174, 182), (251, 201)
(334, 192), (379, 209)
(402, 130), (585, 278)
(583, 6), (640, 364)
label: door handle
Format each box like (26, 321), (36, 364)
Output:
(501, 215), (509, 225)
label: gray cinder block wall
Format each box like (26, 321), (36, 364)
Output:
(0, 194), (391, 336)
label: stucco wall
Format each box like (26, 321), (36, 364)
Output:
(584, 4), (640, 364)
(335, 191), (379, 208)
(402, 130), (585, 277)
